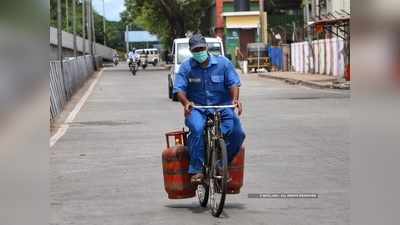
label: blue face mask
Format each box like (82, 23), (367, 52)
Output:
(192, 50), (209, 63)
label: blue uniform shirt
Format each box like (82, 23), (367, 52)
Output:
(173, 55), (241, 106)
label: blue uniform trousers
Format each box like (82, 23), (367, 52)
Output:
(185, 108), (246, 174)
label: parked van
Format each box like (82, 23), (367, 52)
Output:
(168, 37), (225, 101)
(135, 48), (160, 66)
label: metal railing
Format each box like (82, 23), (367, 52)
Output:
(50, 55), (101, 121)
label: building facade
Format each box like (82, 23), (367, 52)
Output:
(294, 0), (350, 78)
(210, 0), (303, 65)
(304, 0), (351, 23)
(211, 0), (261, 66)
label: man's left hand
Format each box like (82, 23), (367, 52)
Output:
(233, 99), (243, 116)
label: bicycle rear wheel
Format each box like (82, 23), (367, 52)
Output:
(210, 138), (228, 217)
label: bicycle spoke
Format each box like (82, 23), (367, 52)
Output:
(197, 183), (209, 207)
(210, 179), (215, 206)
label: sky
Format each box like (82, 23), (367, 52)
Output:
(92, 0), (126, 21)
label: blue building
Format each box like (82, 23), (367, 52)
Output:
(125, 31), (160, 50)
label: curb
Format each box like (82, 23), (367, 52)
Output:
(163, 65), (172, 70)
(258, 74), (350, 90)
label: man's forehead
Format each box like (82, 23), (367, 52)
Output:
(191, 46), (207, 51)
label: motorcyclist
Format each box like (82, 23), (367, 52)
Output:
(128, 48), (140, 68)
(112, 51), (119, 65)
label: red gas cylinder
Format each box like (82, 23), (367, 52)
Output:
(162, 145), (195, 199)
(162, 130), (195, 199)
(227, 147), (245, 194)
(345, 64), (351, 81)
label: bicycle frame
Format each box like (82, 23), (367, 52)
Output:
(204, 111), (221, 174)
(193, 105), (235, 175)
(193, 104), (235, 216)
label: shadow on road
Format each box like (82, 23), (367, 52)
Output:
(224, 202), (246, 209)
(104, 64), (168, 72)
(164, 203), (207, 214)
(164, 202), (246, 216)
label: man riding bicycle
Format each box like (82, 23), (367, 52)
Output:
(173, 34), (246, 184)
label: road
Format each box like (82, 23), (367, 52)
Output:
(51, 63), (350, 225)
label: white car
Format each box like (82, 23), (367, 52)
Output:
(168, 37), (225, 101)
(135, 48), (160, 66)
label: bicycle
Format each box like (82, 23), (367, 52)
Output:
(192, 104), (236, 217)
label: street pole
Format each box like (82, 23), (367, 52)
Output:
(66, 0), (69, 32)
(307, 0), (316, 74)
(126, 25), (129, 57)
(103, 0), (106, 46)
(57, 0), (63, 62)
(87, 0), (93, 58)
(311, 0), (316, 19)
(72, 0), (77, 58)
(259, 0), (267, 43)
(82, 0), (86, 56)
(91, 0), (96, 56)
(257, 24), (260, 71)
(259, 0), (263, 43)
(89, 0), (97, 69)
(57, 0), (69, 98)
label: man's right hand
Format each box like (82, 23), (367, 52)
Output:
(184, 101), (194, 117)
(233, 99), (243, 116)
(176, 92), (193, 117)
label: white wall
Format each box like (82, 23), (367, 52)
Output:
(291, 38), (346, 77)
(327, 0), (351, 14)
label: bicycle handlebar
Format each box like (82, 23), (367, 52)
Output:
(192, 104), (236, 109)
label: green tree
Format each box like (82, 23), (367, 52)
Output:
(50, 0), (126, 52)
(50, 0), (85, 36)
(105, 21), (127, 52)
(121, 0), (212, 49)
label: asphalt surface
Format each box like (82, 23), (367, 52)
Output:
(51, 63), (350, 225)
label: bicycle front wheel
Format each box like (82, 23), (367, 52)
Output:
(210, 138), (228, 217)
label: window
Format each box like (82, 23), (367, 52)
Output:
(207, 42), (222, 56)
(177, 43), (192, 64)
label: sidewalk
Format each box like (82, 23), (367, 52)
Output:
(258, 72), (350, 90)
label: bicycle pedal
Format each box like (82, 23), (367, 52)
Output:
(214, 176), (232, 182)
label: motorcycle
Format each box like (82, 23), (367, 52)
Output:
(128, 58), (137, 75)
(141, 58), (148, 70)
(113, 57), (119, 66)
(136, 58), (141, 68)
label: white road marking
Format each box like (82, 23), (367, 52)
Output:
(50, 69), (104, 148)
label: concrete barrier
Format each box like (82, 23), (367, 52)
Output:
(49, 27), (115, 61)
